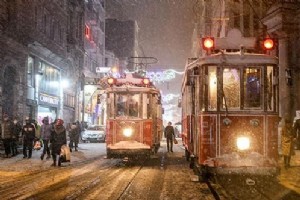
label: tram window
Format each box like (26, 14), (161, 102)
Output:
(243, 68), (261, 108)
(128, 94), (139, 117)
(142, 94), (149, 119)
(116, 93), (140, 117)
(267, 66), (274, 111)
(116, 95), (127, 116)
(222, 68), (240, 109)
(208, 66), (217, 111)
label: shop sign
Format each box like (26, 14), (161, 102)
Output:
(39, 93), (59, 106)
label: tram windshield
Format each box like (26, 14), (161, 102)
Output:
(116, 93), (140, 117)
(206, 65), (276, 111)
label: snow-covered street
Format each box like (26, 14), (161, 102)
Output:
(1, 139), (300, 199)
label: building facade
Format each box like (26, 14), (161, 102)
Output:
(0, 0), (85, 125)
(82, 0), (106, 125)
(105, 19), (139, 72)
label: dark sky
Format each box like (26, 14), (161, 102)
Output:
(105, 0), (197, 123)
(106, 0), (196, 71)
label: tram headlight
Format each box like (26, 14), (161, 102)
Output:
(236, 137), (250, 151)
(123, 128), (133, 137)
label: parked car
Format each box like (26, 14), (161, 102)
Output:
(82, 125), (106, 143)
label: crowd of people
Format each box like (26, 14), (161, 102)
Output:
(0, 114), (83, 167)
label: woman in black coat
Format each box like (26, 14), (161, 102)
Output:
(50, 119), (67, 166)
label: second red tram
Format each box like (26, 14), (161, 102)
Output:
(181, 29), (280, 179)
(104, 73), (163, 159)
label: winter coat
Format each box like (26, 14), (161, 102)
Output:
(40, 124), (52, 140)
(22, 123), (36, 142)
(1, 120), (13, 139)
(12, 122), (22, 140)
(69, 124), (79, 141)
(164, 125), (175, 139)
(281, 125), (295, 156)
(50, 125), (67, 155)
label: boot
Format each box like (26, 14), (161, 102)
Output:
(75, 147), (78, 152)
(40, 153), (44, 160)
(51, 155), (57, 166)
(58, 157), (61, 167)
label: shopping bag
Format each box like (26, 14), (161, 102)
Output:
(60, 144), (71, 162)
(33, 140), (42, 150)
(174, 138), (178, 144)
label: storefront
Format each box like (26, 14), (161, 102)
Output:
(37, 93), (59, 124)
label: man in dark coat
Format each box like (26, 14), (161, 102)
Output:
(11, 117), (22, 156)
(1, 113), (13, 158)
(22, 117), (36, 159)
(50, 119), (67, 166)
(69, 122), (79, 152)
(164, 121), (175, 152)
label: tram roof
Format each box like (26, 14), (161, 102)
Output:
(186, 52), (278, 70)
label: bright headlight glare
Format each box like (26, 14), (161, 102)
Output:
(123, 128), (133, 137)
(237, 137), (250, 150)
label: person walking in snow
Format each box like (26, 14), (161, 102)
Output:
(282, 118), (295, 168)
(50, 119), (67, 167)
(69, 122), (79, 152)
(40, 117), (52, 160)
(164, 121), (175, 152)
(0, 113), (13, 158)
(22, 117), (36, 159)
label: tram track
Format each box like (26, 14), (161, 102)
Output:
(1, 148), (222, 199)
(0, 156), (120, 200)
(116, 158), (148, 200)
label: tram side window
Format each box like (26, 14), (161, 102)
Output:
(116, 94), (127, 116)
(208, 66), (217, 111)
(243, 68), (261, 108)
(267, 66), (274, 111)
(222, 68), (240, 110)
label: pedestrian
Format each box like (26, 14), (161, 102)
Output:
(69, 122), (79, 152)
(40, 117), (52, 160)
(281, 118), (295, 168)
(0, 113), (13, 158)
(50, 119), (67, 167)
(293, 118), (300, 150)
(22, 117), (36, 159)
(11, 117), (22, 156)
(164, 121), (175, 152)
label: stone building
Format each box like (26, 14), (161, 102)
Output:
(263, 1), (300, 121)
(192, 0), (300, 121)
(0, 0), (85, 125)
(82, 0), (106, 125)
(105, 18), (139, 72)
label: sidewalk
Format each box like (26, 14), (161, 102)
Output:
(0, 143), (105, 172)
(278, 150), (300, 194)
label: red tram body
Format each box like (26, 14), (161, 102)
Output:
(181, 29), (280, 179)
(104, 73), (163, 158)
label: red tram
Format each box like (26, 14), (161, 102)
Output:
(104, 73), (163, 159)
(181, 29), (280, 179)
